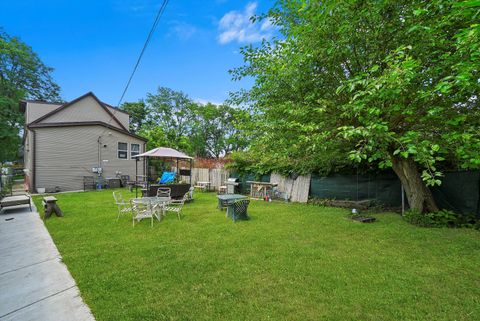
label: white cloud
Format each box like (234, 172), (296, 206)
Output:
(169, 21), (198, 40)
(195, 98), (224, 106)
(113, 0), (159, 15)
(218, 2), (274, 44)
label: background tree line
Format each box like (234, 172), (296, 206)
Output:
(120, 87), (249, 158)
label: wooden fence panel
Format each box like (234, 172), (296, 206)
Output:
(210, 168), (227, 190)
(179, 168), (230, 191)
(270, 173), (311, 203)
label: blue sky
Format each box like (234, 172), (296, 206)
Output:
(0, 0), (275, 106)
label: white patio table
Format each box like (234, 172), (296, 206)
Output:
(131, 196), (171, 221)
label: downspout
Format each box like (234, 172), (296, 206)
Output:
(97, 136), (102, 170)
(143, 142), (146, 179)
(32, 129), (36, 193)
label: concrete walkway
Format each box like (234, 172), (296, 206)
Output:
(0, 203), (95, 321)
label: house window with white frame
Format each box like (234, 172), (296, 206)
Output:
(131, 143), (140, 158)
(118, 142), (128, 159)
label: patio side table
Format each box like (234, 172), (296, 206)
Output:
(216, 194), (248, 220)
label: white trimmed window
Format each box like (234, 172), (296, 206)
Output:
(131, 143), (140, 158)
(118, 142), (128, 159)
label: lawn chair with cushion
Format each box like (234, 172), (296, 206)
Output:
(131, 199), (155, 227)
(156, 187), (171, 198)
(164, 192), (189, 220)
(230, 199), (250, 222)
(113, 191), (132, 221)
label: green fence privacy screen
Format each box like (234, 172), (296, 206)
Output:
(310, 170), (480, 216)
(430, 170), (480, 216)
(310, 171), (402, 207)
(229, 170), (480, 216)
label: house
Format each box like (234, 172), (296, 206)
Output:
(20, 92), (147, 193)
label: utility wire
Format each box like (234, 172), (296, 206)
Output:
(117, 0), (170, 107)
(97, 0), (169, 147)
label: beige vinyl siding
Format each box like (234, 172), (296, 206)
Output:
(26, 102), (62, 123)
(35, 125), (144, 192)
(106, 106), (130, 130)
(39, 96), (124, 130)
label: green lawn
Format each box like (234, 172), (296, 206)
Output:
(33, 190), (480, 321)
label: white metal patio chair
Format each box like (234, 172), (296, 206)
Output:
(156, 187), (171, 198)
(131, 199), (155, 227)
(113, 191), (132, 221)
(185, 186), (194, 202)
(164, 192), (189, 220)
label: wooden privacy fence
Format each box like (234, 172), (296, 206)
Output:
(180, 167), (311, 203)
(180, 168), (311, 203)
(180, 168), (230, 191)
(270, 173), (311, 203)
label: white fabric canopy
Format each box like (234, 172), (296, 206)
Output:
(133, 147), (193, 159)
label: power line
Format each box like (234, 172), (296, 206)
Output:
(117, 0), (170, 107)
(97, 0), (169, 144)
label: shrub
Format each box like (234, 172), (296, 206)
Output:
(404, 209), (479, 228)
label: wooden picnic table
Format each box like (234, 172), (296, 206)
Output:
(195, 181), (211, 192)
(246, 181), (278, 199)
(43, 196), (63, 219)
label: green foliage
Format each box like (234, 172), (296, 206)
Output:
(0, 30), (60, 162)
(189, 103), (249, 158)
(403, 209), (479, 228)
(229, 0), (480, 190)
(126, 87), (248, 158)
(228, 0), (480, 213)
(120, 100), (148, 133)
(307, 197), (337, 207)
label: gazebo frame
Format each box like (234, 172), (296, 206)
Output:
(132, 147), (193, 198)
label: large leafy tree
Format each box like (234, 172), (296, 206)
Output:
(190, 103), (249, 158)
(131, 87), (247, 158)
(145, 87), (197, 153)
(120, 100), (149, 133)
(0, 30), (60, 162)
(231, 0), (480, 213)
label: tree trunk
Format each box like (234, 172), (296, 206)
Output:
(392, 157), (439, 213)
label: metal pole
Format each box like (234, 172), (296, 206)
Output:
(189, 159), (192, 186)
(147, 157), (150, 194)
(135, 158), (138, 198)
(401, 184), (405, 215)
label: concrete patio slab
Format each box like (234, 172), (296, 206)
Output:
(0, 202), (94, 321)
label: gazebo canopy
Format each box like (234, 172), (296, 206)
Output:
(133, 147), (193, 160)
